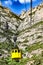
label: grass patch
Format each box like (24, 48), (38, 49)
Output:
(25, 42), (43, 52)
(0, 42), (14, 51)
(0, 57), (29, 65)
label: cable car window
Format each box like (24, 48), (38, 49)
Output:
(12, 50), (14, 52)
(18, 50), (20, 52)
(15, 50), (17, 52)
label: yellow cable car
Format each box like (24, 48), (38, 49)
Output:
(11, 49), (22, 59)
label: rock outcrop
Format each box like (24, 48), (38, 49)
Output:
(0, 3), (43, 59)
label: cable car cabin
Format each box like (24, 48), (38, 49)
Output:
(11, 49), (22, 59)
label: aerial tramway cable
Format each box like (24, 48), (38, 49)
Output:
(24, 0), (35, 40)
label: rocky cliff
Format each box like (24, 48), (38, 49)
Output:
(17, 3), (43, 50)
(0, 5), (23, 58)
(0, 3), (43, 65)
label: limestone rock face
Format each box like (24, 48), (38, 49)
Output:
(0, 3), (43, 58)
(0, 5), (22, 43)
(18, 3), (43, 46)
